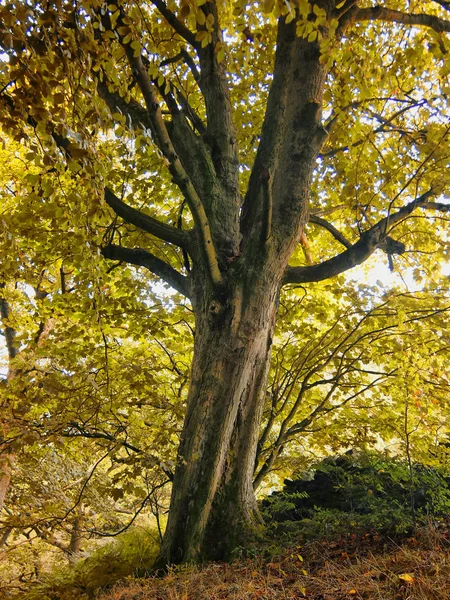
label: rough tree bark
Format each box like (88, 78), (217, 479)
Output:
(159, 285), (279, 563)
(0, 284), (18, 514)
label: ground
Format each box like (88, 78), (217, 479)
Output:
(97, 524), (450, 600)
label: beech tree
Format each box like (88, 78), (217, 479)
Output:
(1, 0), (450, 565)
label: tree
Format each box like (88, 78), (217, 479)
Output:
(0, 142), (182, 575)
(256, 284), (450, 485)
(258, 283), (450, 480)
(1, 0), (450, 565)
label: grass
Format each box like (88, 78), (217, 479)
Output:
(97, 523), (450, 600)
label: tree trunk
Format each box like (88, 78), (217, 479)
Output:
(156, 264), (283, 566)
(0, 286), (17, 514)
(68, 505), (83, 563)
(0, 454), (13, 513)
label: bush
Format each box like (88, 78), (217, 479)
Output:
(23, 526), (160, 600)
(261, 451), (450, 541)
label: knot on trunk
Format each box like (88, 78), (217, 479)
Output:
(208, 299), (226, 325)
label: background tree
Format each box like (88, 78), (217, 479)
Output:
(0, 141), (180, 582)
(257, 282), (450, 482)
(1, 0), (450, 566)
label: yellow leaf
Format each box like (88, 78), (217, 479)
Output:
(110, 10), (119, 28)
(313, 4), (325, 17)
(285, 11), (294, 24)
(195, 30), (207, 41)
(348, 591), (357, 596)
(299, 1), (311, 19)
(180, 4), (190, 19)
(399, 573), (414, 583)
(196, 10), (206, 25)
(68, 160), (82, 173)
(262, 0), (274, 13)
(2, 32), (13, 49)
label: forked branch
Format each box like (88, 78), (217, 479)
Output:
(241, 18), (295, 237)
(99, 6), (222, 286)
(197, 0), (239, 200)
(284, 189), (436, 284)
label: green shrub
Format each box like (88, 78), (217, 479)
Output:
(261, 451), (450, 541)
(23, 526), (160, 600)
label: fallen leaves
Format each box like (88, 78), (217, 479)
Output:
(97, 526), (450, 600)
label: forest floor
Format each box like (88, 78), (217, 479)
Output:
(97, 524), (450, 600)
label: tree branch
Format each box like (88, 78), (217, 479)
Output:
(241, 18), (296, 237)
(104, 188), (189, 248)
(284, 189), (435, 284)
(354, 6), (450, 33)
(245, 17), (329, 250)
(0, 284), (18, 362)
(62, 422), (174, 480)
(422, 201), (450, 212)
(96, 23), (203, 134)
(101, 244), (190, 298)
(194, 1), (241, 256)
(97, 81), (152, 131)
(160, 48), (201, 84)
(179, 48), (201, 82)
(150, 0), (197, 48)
(321, 99), (428, 159)
(333, 0), (359, 21)
(157, 51), (205, 133)
(309, 215), (352, 249)
(99, 79), (213, 216)
(109, 12), (222, 286)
